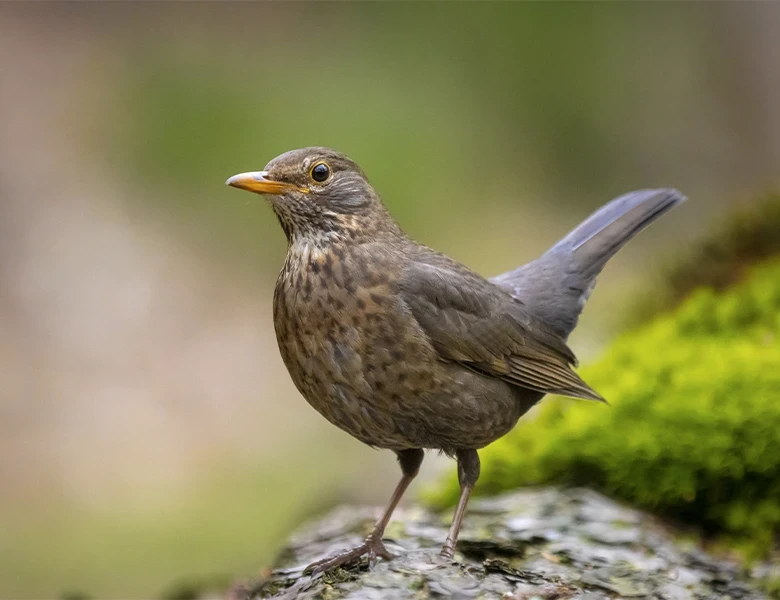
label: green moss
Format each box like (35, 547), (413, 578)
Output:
(427, 259), (780, 557)
(760, 576), (780, 600)
(159, 575), (231, 600)
(59, 592), (92, 600)
(630, 190), (780, 323)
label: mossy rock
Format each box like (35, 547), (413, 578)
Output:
(243, 488), (770, 600)
(427, 258), (780, 558)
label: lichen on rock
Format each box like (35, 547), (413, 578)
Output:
(237, 487), (768, 600)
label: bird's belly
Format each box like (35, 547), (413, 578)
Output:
(274, 285), (532, 450)
(274, 280), (433, 448)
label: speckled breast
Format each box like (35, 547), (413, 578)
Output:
(273, 240), (433, 449)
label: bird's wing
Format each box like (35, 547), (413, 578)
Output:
(399, 257), (604, 402)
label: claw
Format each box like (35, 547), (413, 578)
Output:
(304, 535), (395, 575)
(439, 539), (455, 560)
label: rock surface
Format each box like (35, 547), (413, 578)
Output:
(238, 487), (768, 600)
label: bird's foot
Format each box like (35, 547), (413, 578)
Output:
(439, 540), (455, 560)
(304, 535), (395, 575)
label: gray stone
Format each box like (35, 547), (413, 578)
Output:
(239, 487), (770, 600)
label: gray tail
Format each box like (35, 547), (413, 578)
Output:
(492, 188), (686, 339)
(554, 188), (686, 280)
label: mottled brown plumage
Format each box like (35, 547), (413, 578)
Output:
(226, 147), (684, 572)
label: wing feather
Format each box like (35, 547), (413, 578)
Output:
(400, 256), (604, 402)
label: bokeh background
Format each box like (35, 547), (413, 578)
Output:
(1, 2), (779, 598)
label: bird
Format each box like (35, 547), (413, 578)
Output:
(226, 147), (685, 574)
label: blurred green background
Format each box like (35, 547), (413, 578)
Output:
(1, 2), (779, 598)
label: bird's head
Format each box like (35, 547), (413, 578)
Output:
(227, 147), (395, 242)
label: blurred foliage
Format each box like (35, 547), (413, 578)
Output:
(428, 256), (780, 558)
(160, 574), (232, 600)
(106, 2), (710, 279)
(0, 463), (329, 599)
(762, 575), (780, 600)
(630, 191), (780, 323)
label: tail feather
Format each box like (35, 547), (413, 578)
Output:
(559, 188), (685, 279)
(492, 188), (685, 339)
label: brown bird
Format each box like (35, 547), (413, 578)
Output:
(226, 148), (684, 573)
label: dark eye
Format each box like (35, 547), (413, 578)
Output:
(310, 162), (331, 183)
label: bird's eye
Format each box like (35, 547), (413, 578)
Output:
(310, 162), (331, 183)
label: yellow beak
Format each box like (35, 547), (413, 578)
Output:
(225, 171), (308, 195)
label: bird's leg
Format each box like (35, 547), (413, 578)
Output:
(440, 449), (480, 560)
(305, 448), (424, 575)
